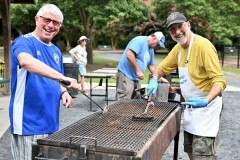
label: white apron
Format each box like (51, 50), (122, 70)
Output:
(179, 34), (222, 137)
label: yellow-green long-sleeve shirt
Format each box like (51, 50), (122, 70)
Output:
(157, 35), (226, 93)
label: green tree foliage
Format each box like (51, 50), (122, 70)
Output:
(66, 0), (151, 63)
(152, 0), (240, 46)
(10, 0), (240, 56)
(11, 0), (151, 64)
(11, 4), (38, 36)
(209, 0), (240, 45)
(93, 0), (150, 49)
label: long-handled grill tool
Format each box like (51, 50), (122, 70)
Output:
(59, 80), (108, 113)
(81, 92), (108, 113)
(132, 93), (154, 121)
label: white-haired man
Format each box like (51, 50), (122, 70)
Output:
(9, 4), (79, 160)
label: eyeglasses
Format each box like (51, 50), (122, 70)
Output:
(39, 16), (61, 27)
(168, 22), (185, 33)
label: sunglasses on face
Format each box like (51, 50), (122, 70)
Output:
(168, 22), (185, 33)
(39, 16), (61, 27)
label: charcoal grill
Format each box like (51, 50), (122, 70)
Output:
(32, 99), (181, 160)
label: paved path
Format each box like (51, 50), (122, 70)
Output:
(0, 95), (10, 138)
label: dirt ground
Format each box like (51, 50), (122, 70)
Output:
(219, 56), (240, 67)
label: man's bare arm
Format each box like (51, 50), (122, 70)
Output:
(127, 50), (144, 80)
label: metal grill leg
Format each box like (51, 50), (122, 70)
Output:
(173, 131), (180, 160)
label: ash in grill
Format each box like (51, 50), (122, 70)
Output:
(33, 99), (181, 160)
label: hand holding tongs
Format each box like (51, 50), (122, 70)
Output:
(59, 79), (108, 113)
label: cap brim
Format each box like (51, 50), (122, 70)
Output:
(167, 20), (186, 28)
(159, 41), (165, 48)
(82, 38), (90, 41)
(79, 38), (89, 42)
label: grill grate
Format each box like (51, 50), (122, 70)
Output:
(37, 99), (178, 155)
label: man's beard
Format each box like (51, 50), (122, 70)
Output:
(171, 29), (189, 46)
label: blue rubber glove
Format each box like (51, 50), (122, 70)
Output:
(147, 79), (158, 95)
(181, 96), (208, 108)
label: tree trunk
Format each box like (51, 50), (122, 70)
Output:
(85, 27), (95, 65)
(78, 7), (96, 64)
(65, 34), (71, 52)
(0, 0), (11, 95)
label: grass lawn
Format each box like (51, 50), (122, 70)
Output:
(85, 57), (118, 83)
(222, 66), (240, 75)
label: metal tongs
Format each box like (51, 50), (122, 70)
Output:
(59, 79), (108, 113)
(132, 91), (154, 122)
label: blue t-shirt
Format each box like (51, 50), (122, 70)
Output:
(118, 36), (155, 81)
(9, 33), (64, 135)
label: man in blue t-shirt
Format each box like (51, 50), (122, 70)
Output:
(9, 4), (79, 160)
(116, 32), (165, 100)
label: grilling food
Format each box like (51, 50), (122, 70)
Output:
(132, 93), (154, 121)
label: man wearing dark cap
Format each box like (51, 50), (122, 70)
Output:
(147, 12), (226, 159)
(116, 31), (165, 100)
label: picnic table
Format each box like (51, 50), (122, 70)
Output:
(92, 68), (118, 74)
(85, 68), (117, 111)
(0, 79), (10, 85)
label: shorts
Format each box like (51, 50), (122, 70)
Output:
(184, 131), (220, 160)
(11, 134), (48, 160)
(77, 63), (86, 76)
(115, 71), (141, 100)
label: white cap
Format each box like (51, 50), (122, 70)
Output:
(77, 36), (89, 43)
(153, 31), (165, 48)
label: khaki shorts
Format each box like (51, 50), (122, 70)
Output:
(184, 131), (220, 160)
(115, 71), (141, 100)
